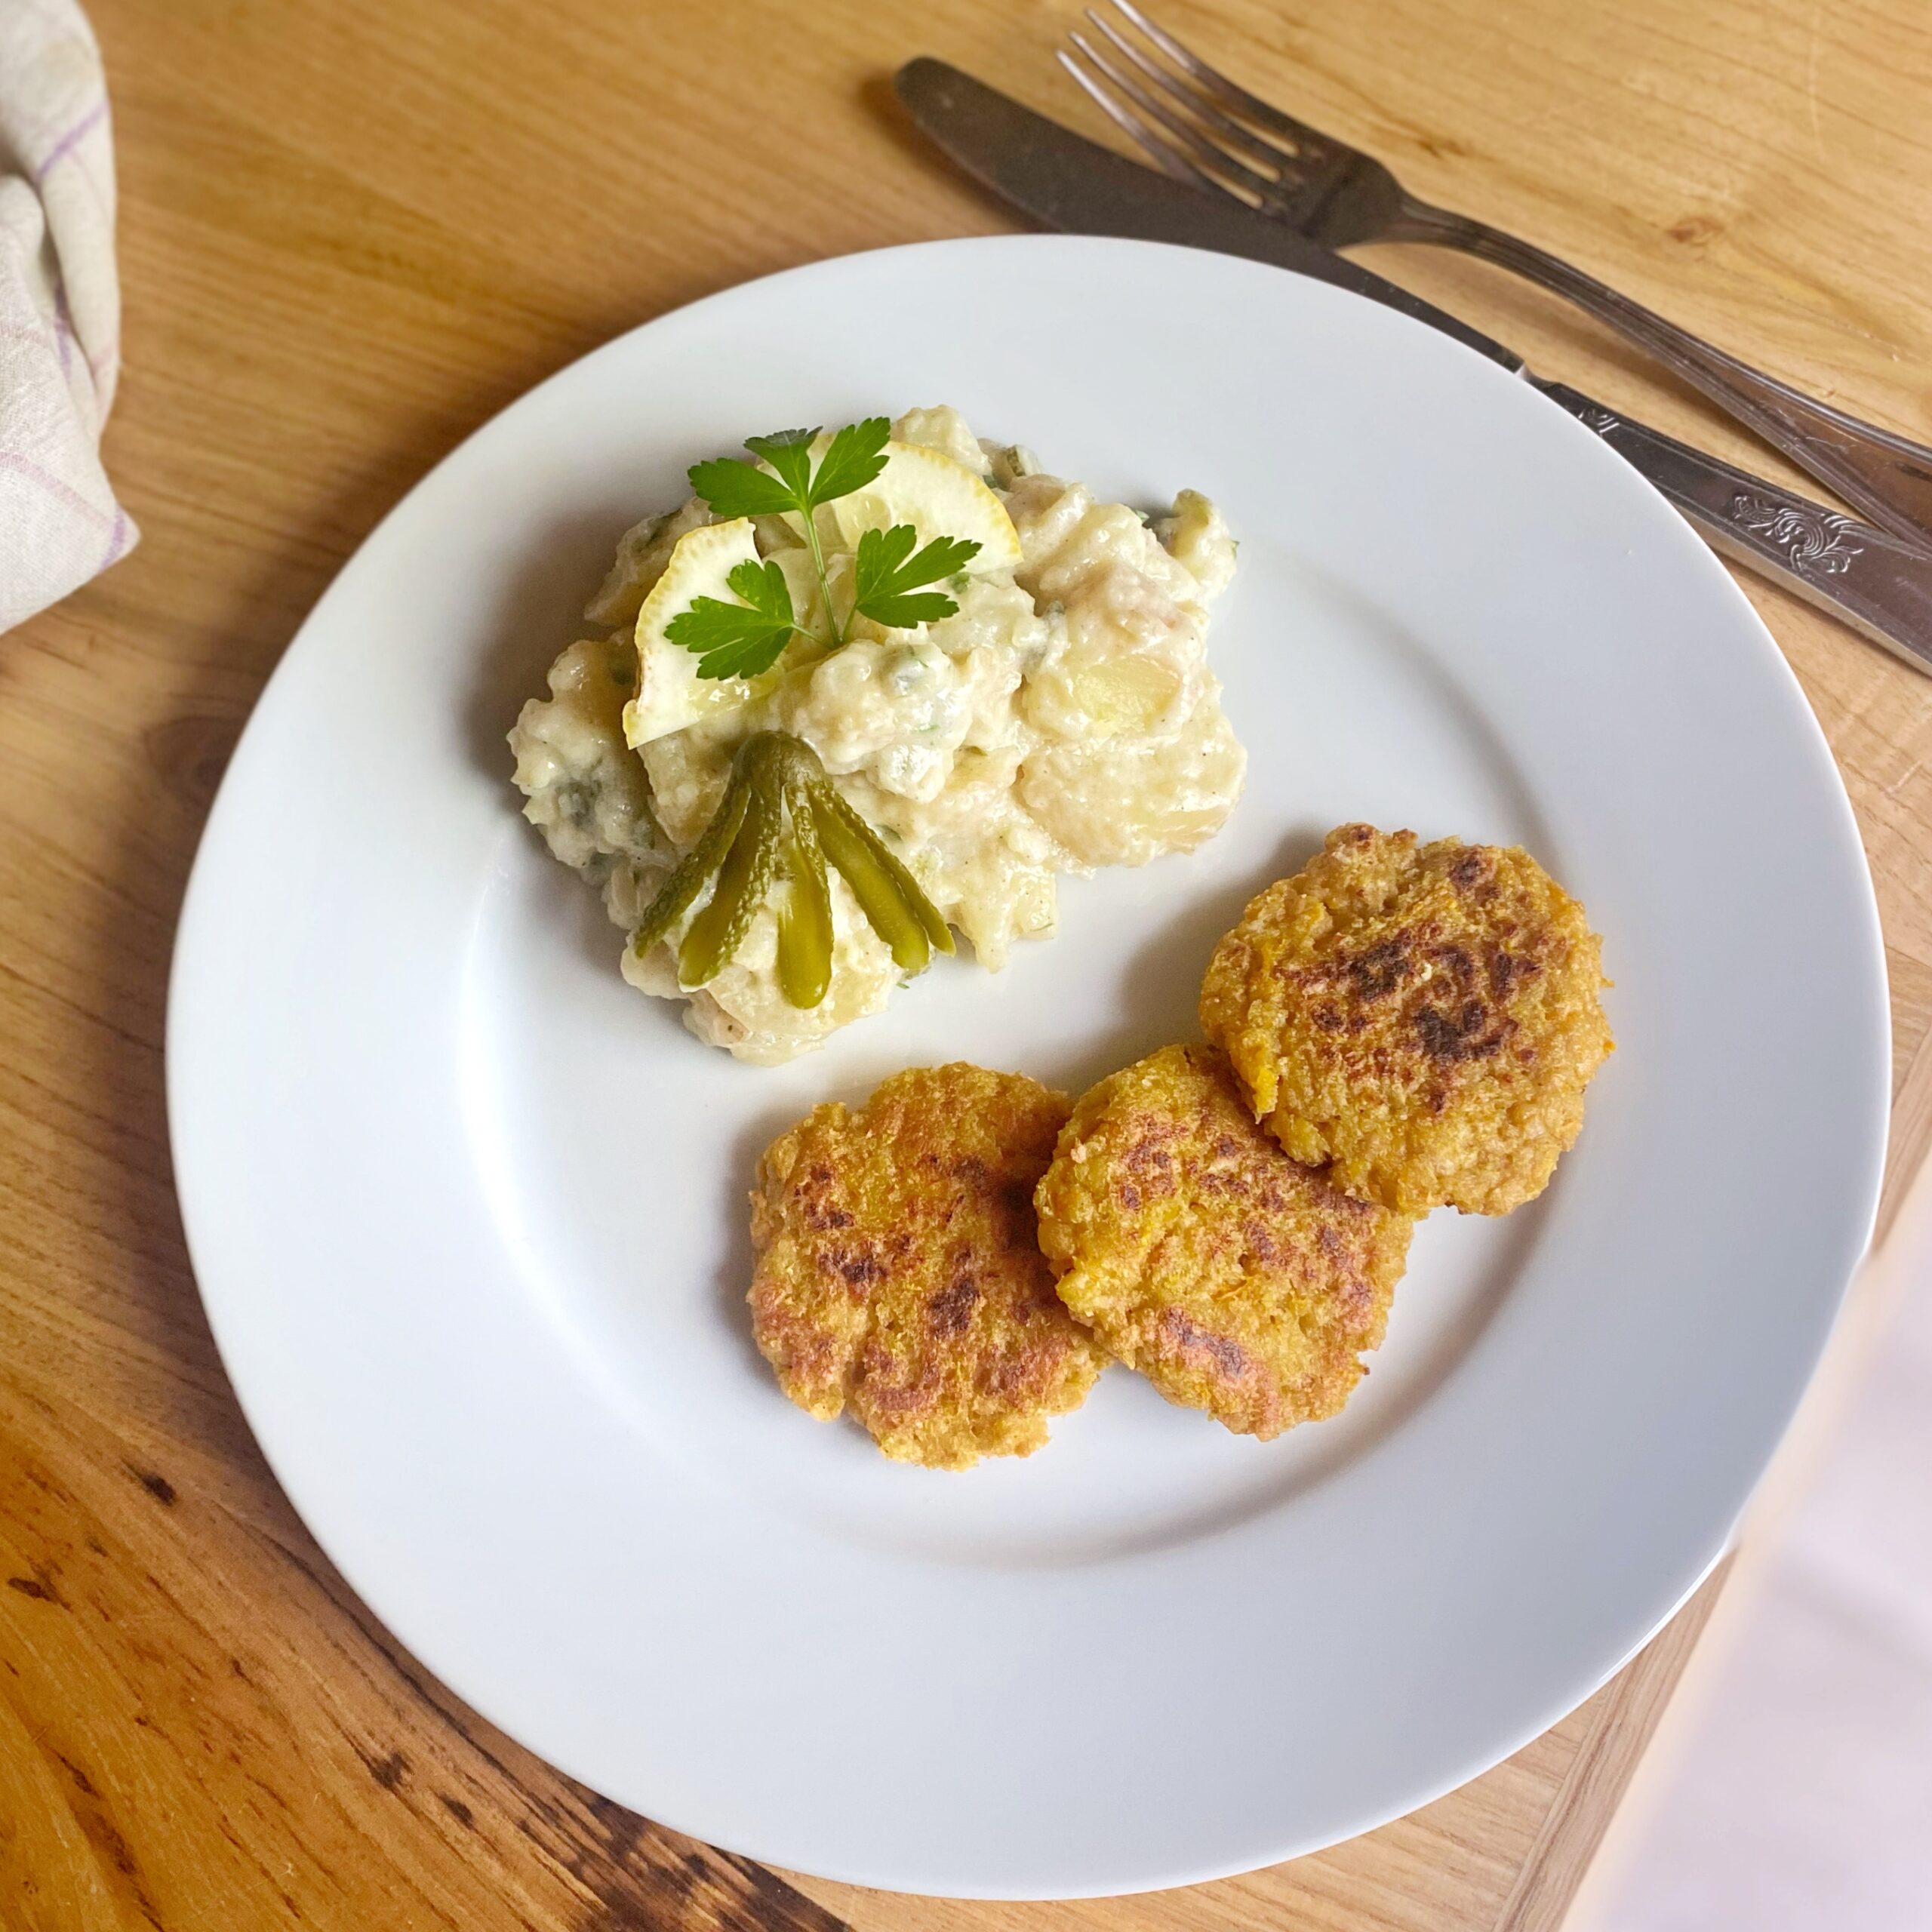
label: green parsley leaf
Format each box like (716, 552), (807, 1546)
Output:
(805, 416), (891, 507)
(685, 457), (799, 521)
(672, 421), (981, 666)
(742, 427), (817, 500)
(688, 419), (889, 526)
(851, 524), (982, 631)
(663, 557), (798, 680)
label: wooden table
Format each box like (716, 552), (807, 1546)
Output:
(5, 1), (1930, 1926)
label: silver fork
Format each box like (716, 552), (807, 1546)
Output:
(1060, 1), (1932, 547)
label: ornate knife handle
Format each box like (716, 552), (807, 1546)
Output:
(1400, 202), (1932, 546)
(1538, 380), (1932, 678)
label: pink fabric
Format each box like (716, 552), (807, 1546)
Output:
(0, 0), (134, 632)
(1575, 1152), (1932, 1930)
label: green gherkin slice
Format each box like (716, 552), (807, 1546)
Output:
(627, 729), (953, 1004)
(678, 779), (783, 987)
(774, 794), (833, 1010)
(810, 784), (953, 974)
(629, 780), (750, 961)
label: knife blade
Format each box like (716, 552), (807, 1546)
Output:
(895, 57), (1932, 676)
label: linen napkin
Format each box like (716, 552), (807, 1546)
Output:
(1573, 1148), (1932, 1931)
(0, 0), (133, 632)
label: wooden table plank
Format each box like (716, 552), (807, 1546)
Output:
(4, 2), (1928, 1927)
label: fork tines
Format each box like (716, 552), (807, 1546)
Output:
(1059, 1), (1344, 216)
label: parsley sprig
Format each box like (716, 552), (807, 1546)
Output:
(851, 525), (980, 629)
(664, 420), (982, 681)
(663, 558), (797, 681)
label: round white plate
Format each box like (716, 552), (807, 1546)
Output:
(168, 236), (1887, 1898)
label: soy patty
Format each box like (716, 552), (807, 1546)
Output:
(1034, 1044), (1410, 1439)
(1199, 824), (1613, 1216)
(748, 1063), (1106, 1469)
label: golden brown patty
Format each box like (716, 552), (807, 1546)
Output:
(748, 1064), (1106, 1469)
(1199, 824), (1613, 1216)
(1034, 1044), (1411, 1439)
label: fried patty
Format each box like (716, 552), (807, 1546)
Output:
(1199, 824), (1613, 1217)
(1034, 1044), (1411, 1439)
(748, 1064), (1106, 1469)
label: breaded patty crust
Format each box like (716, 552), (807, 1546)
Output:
(1035, 1044), (1411, 1439)
(749, 1064), (1106, 1468)
(1200, 824), (1613, 1216)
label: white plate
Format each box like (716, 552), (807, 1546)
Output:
(168, 237), (1888, 1899)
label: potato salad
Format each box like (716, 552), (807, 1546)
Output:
(509, 406), (1244, 1062)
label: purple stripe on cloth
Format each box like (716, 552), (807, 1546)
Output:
(100, 506), (129, 568)
(33, 97), (107, 184)
(0, 450), (115, 527)
(51, 281), (75, 378)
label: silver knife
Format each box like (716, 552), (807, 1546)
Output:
(896, 59), (1932, 676)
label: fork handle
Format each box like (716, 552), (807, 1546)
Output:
(1535, 378), (1932, 675)
(1394, 197), (1932, 546)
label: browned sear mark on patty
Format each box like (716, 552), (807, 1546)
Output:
(1416, 1000), (1509, 1061)
(1488, 949), (1537, 997)
(1346, 937), (1411, 1000)
(1158, 1308), (1251, 1378)
(928, 1275), (981, 1336)
(824, 1245), (886, 1293)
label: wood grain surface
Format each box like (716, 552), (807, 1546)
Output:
(4, 1), (1929, 1927)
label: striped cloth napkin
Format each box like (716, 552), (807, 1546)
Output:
(0, 0), (134, 633)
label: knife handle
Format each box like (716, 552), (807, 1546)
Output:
(1536, 379), (1932, 677)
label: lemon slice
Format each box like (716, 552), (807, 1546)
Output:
(624, 520), (808, 748)
(786, 438), (1021, 574)
(829, 441), (1022, 572)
